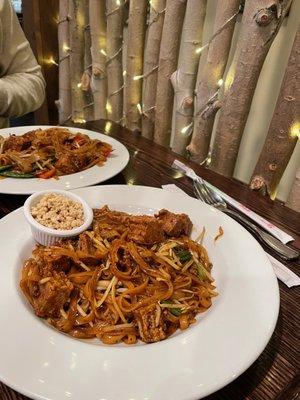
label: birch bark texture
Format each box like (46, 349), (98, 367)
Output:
(69, 0), (86, 122)
(286, 167), (300, 212)
(56, 0), (71, 124)
(171, 0), (207, 155)
(154, 0), (187, 147)
(210, 0), (293, 177)
(89, 0), (107, 120)
(250, 27), (299, 198)
(125, 0), (148, 131)
(81, 0), (94, 121)
(141, 0), (166, 140)
(187, 0), (240, 162)
(106, 0), (124, 123)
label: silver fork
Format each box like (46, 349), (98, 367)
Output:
(193, 178), (299, 261)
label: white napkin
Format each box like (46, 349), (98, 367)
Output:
(162, 183), (300, 288)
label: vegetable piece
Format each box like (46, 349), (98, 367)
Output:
(174, 246), (192, 263)
(36, 168), (56, 179)
(197, 262), (207, 281)
(0, 171), (34, 178)
(0, 165), (12, 172)
(162, 300), (182, 316)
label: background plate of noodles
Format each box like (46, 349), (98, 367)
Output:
(0, 186), (279, 400)
(0, 125), (129, 194)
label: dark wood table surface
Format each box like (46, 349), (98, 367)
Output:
(0, 120), (299, 400)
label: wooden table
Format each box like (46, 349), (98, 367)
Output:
(0, 120), (299, 400)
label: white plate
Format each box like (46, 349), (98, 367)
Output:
(0, 185), (279, 400)
(0, 125), (129, 194)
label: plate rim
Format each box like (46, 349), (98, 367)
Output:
(0, 185), (280, 400)
(0, 125), (130, 195)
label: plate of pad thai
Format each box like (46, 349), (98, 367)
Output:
(0, 126), (129, 194)
(0, 186), (279, 400)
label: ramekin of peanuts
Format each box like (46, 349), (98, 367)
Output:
(23, 190), (93, 246)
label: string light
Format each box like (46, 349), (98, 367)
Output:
(217, 79), (224, 87)
(133, 65), (158, 81)
(100, 49), (107, 57)
(62, 44), (70, 52)
(123, 70), (127, 76)
(106, 101), (112, 114)
(290, 122), (300, 138)
(73, 118), (86, 124)
(77, 82), (82, 88)
(136, 103), (143, 115)
(45, 57), (58, 66)
(180, 122), (193, 136)
(195, 44), (208, 55)
(195, 7), (241, 55)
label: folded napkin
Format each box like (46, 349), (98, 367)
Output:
(162, 183), (300, 288)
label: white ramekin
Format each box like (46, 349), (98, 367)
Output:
(23, 189), (94, 246)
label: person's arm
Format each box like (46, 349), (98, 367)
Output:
(0, 0), (46, 118)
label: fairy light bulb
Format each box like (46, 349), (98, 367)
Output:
(77, 82), (82, 88)
(105, 121), (112, 133)
(136, 103), (142, 115)
(290, 122), (300, 138)
(217, 79), (223, 88)
(133, 75), (143, 81)
(106, 102), (112, 114)
(100, 49), (107, 56)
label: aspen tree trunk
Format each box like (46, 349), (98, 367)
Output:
(106, 0), (124, 123)
(250, 27), (299, 198)
(187, 0), (240, 162)
(210, 0), (293, 177)
(69, 0), (86, 122)
(154, 0), (187, 147)
(89, 0), (107, 120)
(81, 0), (94, 121)
(56, 0), (71, 124)
(141, 0), (166, 139)
(125, 0), (148, 131)
(171, 0), (207, 154)
(286, 168), (300, 212)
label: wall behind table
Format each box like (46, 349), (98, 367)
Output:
(189, 0), (299, 202)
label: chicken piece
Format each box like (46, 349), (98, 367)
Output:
(94, 207), (165, 245)
(33, 273), (73, 318)
(43, 253), (72, 273)
(3, 133), (33, 151)
(128, 216), (165, 245)
(77, 232), (105, 265)
(134, 304), (167, 343)
(55, 153), (90, 174)
(155, 209), (192, 237)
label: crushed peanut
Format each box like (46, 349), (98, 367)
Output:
(31, 193), (84, 230)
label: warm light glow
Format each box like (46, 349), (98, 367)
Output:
(217, 79), (224, 88)
(105, 121), (112, 133)
(62, 44), (70, 52)
(106, 101), (112, 114)
(73, 118), (86, 124)
(123, 70), (127, 77)
(77, 82), (82, 88)
(181, 122), (193, 135)
(133, 75), (143, 81)
(45, 57), (58, 66)
(101, 49), (107, 56)
(290, 122), (300, 138)
(195, 44), (208, 55)
(116, 0), (121, 5)
(136, 103), (142, 115)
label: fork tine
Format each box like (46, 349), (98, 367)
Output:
(194, 179), (214, 205)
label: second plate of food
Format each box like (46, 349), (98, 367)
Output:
(0, 185), (279, 400)
(0, 125), (129, 194)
